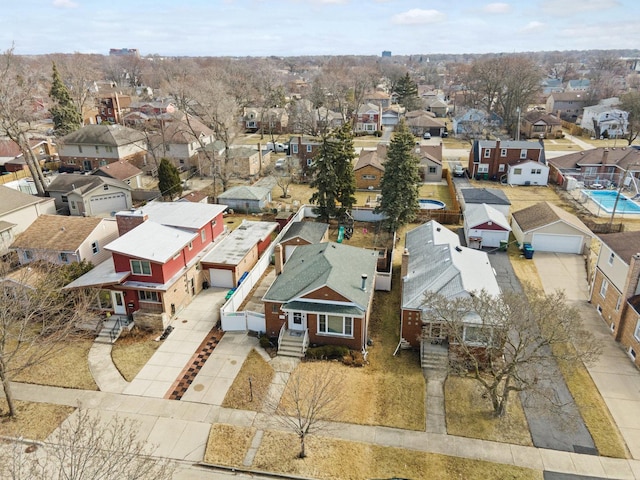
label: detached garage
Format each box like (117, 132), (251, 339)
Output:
(464, 203), (511, 249)
(511, 201), (592, 254)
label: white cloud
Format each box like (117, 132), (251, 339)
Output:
(521, 21), (545, 33)
(483, 3), (511, 14)
(540, 0), (621, 15)
(391, 9), (445, 25)
(53, 0), (78, 7)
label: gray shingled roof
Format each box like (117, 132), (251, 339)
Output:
(46, 174), (131, 194)
(60, 124), (146, 146)
(461, 188), (511, 206)
(280, 221), (329, 244)
(217, 185), (271, 201)
(263, 242), (377, 311)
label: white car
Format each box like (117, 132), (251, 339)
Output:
(423, 132), (431, 140)
(274, 158), (285, 169)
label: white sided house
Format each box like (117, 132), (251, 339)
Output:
(506, 159), (550, 186)
(464, 203), (511, 249)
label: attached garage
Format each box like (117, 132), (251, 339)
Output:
(89, 192), (128, 214)
(511, 202), (592, 255)
(531, 233), (584, 254)
(209, 268), (234, 288)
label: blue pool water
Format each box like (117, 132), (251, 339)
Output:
(581, 189), (640, 214)
(418, 199), (446, 210)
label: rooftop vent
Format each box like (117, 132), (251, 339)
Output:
(455, 246), (462, 252)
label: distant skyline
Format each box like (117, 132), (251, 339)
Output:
(3, 0), (640, 57)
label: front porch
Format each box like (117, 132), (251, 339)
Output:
(277, 325), (309, 358)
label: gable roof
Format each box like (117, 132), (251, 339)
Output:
(60, 124), (146, 146)
(106, 221), (196, 262)
(461, 188), (511, 206)
(280, 221), (329, 244)
(0, 185), (48, 216)
(46, 174), (131, 195)
(263, 242), (377, 311)
(465, 203), (511, 231)
(125, 201), (227, 230)
(522, 111), (562, 126)
(217, 185), (271, 201)
(354, 150), (385, 172)
(548, 147), (640, 170)
(402, 221), (500, 309)
(94, 161), (143, 181)
(511, 202), (591, 235)
(11, 215), (104, 251)
(598, 231), (640, 265)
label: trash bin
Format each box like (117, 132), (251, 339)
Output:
(499, 240), (508, 251)
(523, 243), (534, 259)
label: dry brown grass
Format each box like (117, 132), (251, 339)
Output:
(475, 183), (567, 213)
(419, 183), (454, 206)
(248, 430), (542, 480)
(222, 349), (274, 411)
(445, 376), (533, 446)
(204, 423), (256, 466)
(111, 328), (161, 382)
(270, 182), (313, 208)
(0, 401), (74, 440)
(14, 335), (97, 390)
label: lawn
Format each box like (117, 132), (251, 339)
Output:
(205, 426), (542, 480)
(222, 349), (274, 411)
(0, 401), (74, 440)
(111, 328), (161, 382)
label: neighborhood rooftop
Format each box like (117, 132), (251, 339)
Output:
(11, 215), (107, 251)
(105, 221), (196, 262)
(202, 220), (278, 265)
(121, 201), (227, 230)
(279, 221), (329, 244)
(512, 201), (592, 234)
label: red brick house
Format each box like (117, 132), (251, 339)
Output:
(354, 103), (382, 134)
(354, 146), (386, 190)
(467, 139), (545, 181)
(288, 135), (322, 181)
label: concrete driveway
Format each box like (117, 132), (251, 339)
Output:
(534, 252), (640, 459)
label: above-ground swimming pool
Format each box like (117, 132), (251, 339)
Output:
(418, 199), (446, 210)
(581, 189), (640, 214)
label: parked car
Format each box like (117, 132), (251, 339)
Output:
(423, 132), (431, 140)
(274, 158), (285, 169)
(267, 142), (285, 153)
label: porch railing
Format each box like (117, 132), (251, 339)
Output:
(277, 323), (286, 351)
(302, 329), (310, 355)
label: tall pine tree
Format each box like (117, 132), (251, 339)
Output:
(49, 63), (82, 136)
(309, 123), (356, 222)
(158, 158), (183, 201)
(395, 72), (421, 111)
(376, 119), (421, 231)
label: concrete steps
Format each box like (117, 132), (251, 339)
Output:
(421, 342), (449, 372)
(278, 332), (305, 358)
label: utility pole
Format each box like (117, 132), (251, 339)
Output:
(516, 107), (521, 141)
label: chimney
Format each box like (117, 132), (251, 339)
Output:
(401, 248), (410, 278)
(361, 274), (368, 291)
(602, 148), (610, 165)
(274, 243), (284, 275)
(115, 209), (148, 236)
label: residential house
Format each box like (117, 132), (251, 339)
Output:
(400, 221), (501, 354)
(354, 146), (385, 190)
(223, 146), (269, 179)
(505, 159), (550, 186)
(179, 190), (209, 204)
(424, 97), (449, 118)
(545, 92), (587, 122)
(565, 79), (591, 92)
(511, 202), (592, 254)
(58, 124), (148, 172)
(263, 242), (378, 353)
(216, 186), (272, 213)
(287, 99), (343, 135)
(589, 231), (640, 366)
(243, 107), (288, 134)
(520, 112), (563, 139)
(45, 174), (133, 216)
(11, 215), (118, 266)
(0, 138), (55, 173)
(452, 108), (503, 137)
(464, 204), (511, 249)
(405, 110), (447, 137)
(0, 185), (56, 257)
(201, 220), (278, 288)
(580, 100), (629, 139)
(459, 188), (511, 218)
(93, 160), (144, 188)
(275, 220), (330, 263)
(354, 103), (382, 134)
(288, 135), (322, 180)
(363, 91), (391, 109)
(94, 89), (132, 125)
(541, 78), (564, 95)
(64, 201), (228, 329)
(416, 144), (443, 182)
(381, 109), (400, 128)
(467, 139), (545, 181)
(547, 147), (640, 188)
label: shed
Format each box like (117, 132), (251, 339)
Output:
(464, 203), (511, 249)
(511, 202), (592, 254)
(216, 186), (271, 213)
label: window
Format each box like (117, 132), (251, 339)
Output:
(91, 241), (99, 254)
(271, 304), (279, 314)
(61, 195), (68, 203)
(292, 144), (298, 154)
(98, 290), (112, 309)
(429, 167), (437, 174)
(211, 219), (217, 228)
(464, 325), (489, 345)
(78, 145), (83, 153)
(635, 319), (640, 342)
(513, 168), (522, 175)
(201, 229), (206, 242)
(130, 259), (151, 276)
(483, 149), (491, 158)
(520, 149), (527, 159)
(306, 145), (312, 153)
(59, 252), (69, 263)
(615, 295), (622, 312)
(188, 241), (193, 251)
(293, 312), (303, 325)
(362, 174), (377, 180)
(608, 252), (615, 265)
(95, 146), (100, 153)
(500, 148), (507, 157)
(103, 185), (109, 191)
(498, 164), (505, 172)
(70, 201), (77, 210)
(99, 160), (107, 166)
(24, 250), (33, 261)
(318, 314), (353, 336)
(307, 158), (313, 166)
(600, 279), (609, 298)
(477, 164), (489, 173)
(532, 168), (542, 175)
(138, 290), (160, 302)
(106, 146), (113, 153)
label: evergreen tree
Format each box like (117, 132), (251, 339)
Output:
(158, 158), (183, 201)
(395, 72), (421, 111)
(49, 63), (82, 136)
(376, 119), (421, 231)
(309, 123), (356, 222)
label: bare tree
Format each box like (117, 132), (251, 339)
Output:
(270, 367), (344, 459)
(421, 286), (601, 417)
(264, 156), (301, 199)
(1, 408), (174, 480)
(0, 264), (98, 418)
(0, 47), (48, 196)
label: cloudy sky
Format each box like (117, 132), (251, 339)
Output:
(2, 0), (638, 57)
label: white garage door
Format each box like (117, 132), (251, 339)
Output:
(481, 230), (509, 248)
(531, 233), (583, 254)
(90, 192), (127, 214)
(209, 268), (234, 288)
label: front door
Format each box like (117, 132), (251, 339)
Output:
(112, 291), (126, 315)
(83, 160), (93, 171)
(288, 311), (306, 331)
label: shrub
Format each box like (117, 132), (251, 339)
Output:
(305, 345), (349, 360)
(374, 130), (383, 137)
(259, 335), (272, 349)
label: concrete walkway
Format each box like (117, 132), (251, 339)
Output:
(87, 342), (129, 393)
